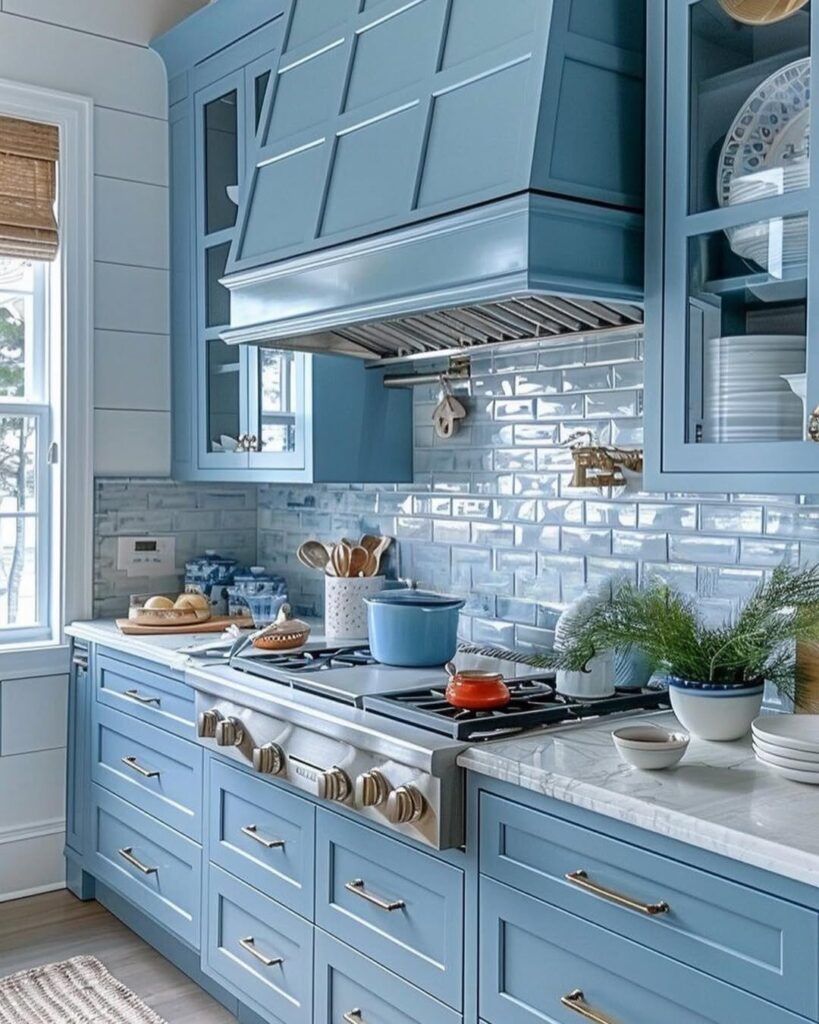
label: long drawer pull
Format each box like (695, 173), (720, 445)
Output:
(345, 878), (406, 912)
(121, 755), (160, 779)
(239, 936), (283, 967)
(565, 870), (669, 916)
(124, 689), (161, 706)
(343, 1012), (364, 1024)
(241, 824), (285, 849)
(561, 990), (619, 1024)
(118, 846), (158, 875)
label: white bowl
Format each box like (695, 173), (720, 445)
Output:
(754, 742), (819, 772)
(612, 724), (690, 770)
(752, 714), (819, 753)
(670, 686), (763, 741)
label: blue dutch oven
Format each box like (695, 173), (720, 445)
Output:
(364, 590), (465, 667)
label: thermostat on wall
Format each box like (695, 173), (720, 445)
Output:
(117, 537), (176, 578)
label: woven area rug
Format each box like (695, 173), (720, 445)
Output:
(0, 956), (167, 1024)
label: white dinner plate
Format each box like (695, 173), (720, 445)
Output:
(753, 742), (819, 772)
(753, 733), (819, 762)
(756, 758), (819, 784)
(752, 714), (819, 753)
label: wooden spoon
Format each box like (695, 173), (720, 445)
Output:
(347, 545), (370, 578)
(331, 541), (352, 578)
(297, 540), (330, 573)
(360, 534), (392, 575)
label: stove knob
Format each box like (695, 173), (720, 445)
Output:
(197, 708), (221, 739)
(318, 766), (351, 803)
(386, 785), (426, 825)
(253, 742), (285, 776)
(355, 769), (390, 808)
(215, 716), (244, 747)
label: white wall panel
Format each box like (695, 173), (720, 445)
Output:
(0, 749), (65, 830)
(94, 177), (169, 270)
(0, 829), (65, 902)
(95, 331), (171, 412)
(95, 107), (168, 187)
(0, 675), (68, 756)
(95, 262), (169, 336)
(95, 410), (172, 477)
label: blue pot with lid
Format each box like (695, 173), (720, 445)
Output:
(364, 589), (465, 667)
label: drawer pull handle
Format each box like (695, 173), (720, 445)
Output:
(345, 878), (406, 912)
(121, 755), (160, 779)
(343, 1012), (364, 1024)
(561, 990), (618, 1024)
(124, 689), (161, 706)
(118, 846), (158, 875)
(566, 870), (669, 916)
(239, 936), (283, 967)
(241, 824), (285, 849)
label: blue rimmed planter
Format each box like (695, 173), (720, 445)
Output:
(667, 677), (764, 741)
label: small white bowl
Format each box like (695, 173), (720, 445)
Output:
(612, 723), (690, 770)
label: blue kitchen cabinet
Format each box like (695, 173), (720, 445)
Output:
(155, 3), (412, 483)
(645, 1), (819, 492)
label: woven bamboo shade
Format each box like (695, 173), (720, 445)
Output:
(0, 115), (59, 262)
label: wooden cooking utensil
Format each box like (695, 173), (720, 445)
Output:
(297, 540), (330, 573)
(347, 545), (370, 578)
(331, 541), (352, 578)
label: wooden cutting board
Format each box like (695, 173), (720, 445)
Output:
(116, 615), (254, 636)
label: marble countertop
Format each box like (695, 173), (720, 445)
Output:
(460, 711), (819, 888)
(65, 619), (215, 671)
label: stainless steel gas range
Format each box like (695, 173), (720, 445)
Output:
(184, 637), (668, 851)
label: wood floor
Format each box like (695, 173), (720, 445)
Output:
(0, 889), (236, 1023)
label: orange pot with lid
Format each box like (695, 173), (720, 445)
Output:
(445, 662), (511, 710)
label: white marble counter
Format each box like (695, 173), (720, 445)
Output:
(65, 619), (211, 671)
(460, 711), (819, 888)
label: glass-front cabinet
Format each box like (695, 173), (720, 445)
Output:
(647, 0), (819, 491)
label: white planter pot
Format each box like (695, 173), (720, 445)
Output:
(556, 652), (616, 700)
(668, 682), (764, 741)
(324, 575), (385, 640)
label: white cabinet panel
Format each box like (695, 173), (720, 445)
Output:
(95, 108), (169, 187)
(0, 830), (65, 902)
(0, 675), (68, 756)
(95, 263), (169, 336)
(0, 13), (167, 118)
(2, 0), (207, 47)
(95, 177), (169, 270)
(0, 749), (65, 830)
(95, 331), (171, 412)
(94, 410), (171, 477)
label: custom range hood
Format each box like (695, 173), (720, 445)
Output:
(222, 0), (646, 363)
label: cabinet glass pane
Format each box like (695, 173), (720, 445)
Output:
(204, 90), (238, 234)
(206, 340), (241, 454)
(257, 349), (297, 453)
(254, 71), (271, 133)
(206, 242), (232, 328)
(688, 0), (810, 214)
(686, 212), (807, 444)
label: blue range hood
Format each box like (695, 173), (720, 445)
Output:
(222, 0), (646, 360)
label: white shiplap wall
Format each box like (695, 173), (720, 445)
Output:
(0, 0), (206, 900)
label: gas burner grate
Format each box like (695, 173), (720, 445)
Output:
(232, 644), (376, 678)
(363, 681), (670, 741)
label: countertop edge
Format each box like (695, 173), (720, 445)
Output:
(66, 621), (191, 671)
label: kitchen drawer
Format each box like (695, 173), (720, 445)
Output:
(204, 864), (312, 1024)
(480, 877), (807, 1024)
(315, 810), (463, 1010)
(92, 703), (202, 840)
(480, 792), (818, 1019)
(96, 652), (195, 738)
(89, 784), (200, 948)
(314, 930), (461, 1024)
(208, 758), (314, 919)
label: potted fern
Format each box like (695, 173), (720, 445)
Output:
(536, 565), (819, 740)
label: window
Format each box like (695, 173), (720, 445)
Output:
(0, 256), (53, 642)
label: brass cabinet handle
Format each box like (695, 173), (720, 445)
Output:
(343, 1012), (364, 1024)
(241, 824), (285, 849)
(345, 878), (406, 912)
(561, 990), (618, 1024)
(124, 688), (161, 706)
(121, 755), (160, 779)
(239, 936), (283, 967)
(565, 870), (669, 916)
(809, 406), (819, 443)
(118, 846), (157, 875)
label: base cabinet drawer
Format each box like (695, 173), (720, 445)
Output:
(316, 810), (464, 1010)
(204, 864), (313, 1024)
(92, 703), (202, 840)
(314, 931), (461, 1024)
(480, 877), (807, 1024)
(96, 653), (196, 738)
(208, 758), (314, 918)
(89, 785), (201, 948)
(480, 793), (819, 1018)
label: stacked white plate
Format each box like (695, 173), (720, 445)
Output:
(701, 335), (805, 443)
(728, 161), (809, 271)
(752, 715), (819, 783)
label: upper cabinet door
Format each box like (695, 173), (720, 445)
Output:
(647, 0), (819, 492)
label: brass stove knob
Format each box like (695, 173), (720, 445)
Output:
(386, 785), (426, 825)
(197, 709), (221, 738)
(355, 769), (390, 808)
(318, 766), (351, 803)
(253, 742), (285, 776)
(215, 716), (244, 747)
